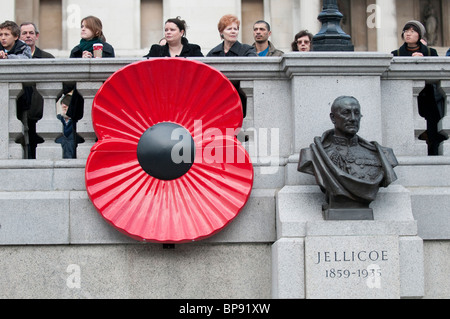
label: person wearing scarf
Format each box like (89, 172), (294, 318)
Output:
(69, 16), (115, 58)
(65, 16), (115, 158)
(391, 20), (437, 57)
(391, 20), (447, 155)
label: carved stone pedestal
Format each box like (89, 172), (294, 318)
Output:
(272, 185), (424, 299)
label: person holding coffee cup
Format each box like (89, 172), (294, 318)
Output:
(70, 16), (115, 58)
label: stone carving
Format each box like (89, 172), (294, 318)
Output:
(424, 1), (438, 46)
(298, 96), (398, 220)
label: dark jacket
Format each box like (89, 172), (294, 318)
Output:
(145, 37), (203, 57)
(33, 47), (55, 59)
(392, 42), (444, 155)
(0, 39), (31, 59)
(391, 42), (438, 57)
(446, 48), (450, 57)
(207, 41), (257, 57)
(67, 40), (114, 124)
(252, 41), (284, 57)
(70, 41), (115, 58)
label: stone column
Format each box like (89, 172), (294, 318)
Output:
(266, 0), (294, 51)
(273, 185), (425, 299)
(35, 82), (63, 160)
(0, 83), (10, 159)
(439, 80), (450, 156)
(75, 82), (103, 159)
(0, 0), (14, 22)
(63, 0), (141, 52)
(376, 0), (398, 53)
(7, 84), (24, 159)
(163, 0), (242, 54)
(298, 0), (321, 34)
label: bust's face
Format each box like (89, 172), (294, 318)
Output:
(330, 98), (362, 138)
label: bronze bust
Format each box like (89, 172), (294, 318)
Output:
(298, 96), (398, 220)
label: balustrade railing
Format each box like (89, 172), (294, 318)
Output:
(0, 53), (449, 161)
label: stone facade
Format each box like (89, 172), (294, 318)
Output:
(0, 54), (449, 298)
(2, 0), (450, 57)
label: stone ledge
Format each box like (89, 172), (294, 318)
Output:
(0, 189), (276, 246)
(276, 185), (417, 239)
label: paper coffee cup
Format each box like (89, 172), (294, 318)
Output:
(93, 43), (103, 58)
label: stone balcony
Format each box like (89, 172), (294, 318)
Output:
(0, 53), (450, 243)
(1, 53), (450, 299)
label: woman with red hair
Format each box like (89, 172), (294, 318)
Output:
(207, 14), (256, 57)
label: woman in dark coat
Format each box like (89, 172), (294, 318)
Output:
(206, 15), (255, 119)
(69, 16), (115, 58)
(391, 20), (437, 57)
(392, 20), (446, 155)
(66, 16), (115, 157)
(145, 17), (203, 58)
(207, 14), (256, 57)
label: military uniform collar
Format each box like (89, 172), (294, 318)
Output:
(332, 134), (358, 147)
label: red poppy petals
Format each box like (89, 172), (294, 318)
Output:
(85, 59), (254, 243)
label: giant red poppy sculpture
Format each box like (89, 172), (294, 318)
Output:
(85, 58), (254, 243)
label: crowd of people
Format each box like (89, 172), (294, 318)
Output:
(0, 15), (449, 157)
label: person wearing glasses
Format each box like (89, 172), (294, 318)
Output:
(391, 20), (445, 155)
(391, 20), (437, 57)
(291, 30), (313, 52)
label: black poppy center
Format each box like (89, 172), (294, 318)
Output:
(137, 122), (195, 181)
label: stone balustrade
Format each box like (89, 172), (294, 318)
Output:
(1, 53), (450, 298)
(1, 53), (450, 243)
(1, 53), (449, 162)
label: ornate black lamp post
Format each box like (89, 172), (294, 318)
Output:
(312, 0), (354, 51)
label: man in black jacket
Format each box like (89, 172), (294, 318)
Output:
(0, 20), (31, 59)
(20, 22), (55, 59)
(15, 22), (54, 158)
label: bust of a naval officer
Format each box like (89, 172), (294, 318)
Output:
(298, 96), (398, 220)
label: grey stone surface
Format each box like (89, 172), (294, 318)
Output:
(410, 188), (450, 240)
(276, 185), (417, 238)
(69, 189), (276, 245)
(272, 238), (305, 299)
(0, 55), (450, 298)
(0, 243), (271, 299)
(399, 236), (424, 298)
(423, 241), (450, 298)
(0, 191), (70, 244)
(305, 235), (400, 299)
(275, 184), (424, 299)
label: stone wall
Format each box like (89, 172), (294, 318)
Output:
(0, 54), (449, 298)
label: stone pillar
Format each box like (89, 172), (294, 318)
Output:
(272, 185), (425, 299)
(75, 82), (103, 159)
(266, 0), (294, 51)
(7, 83), (24, 159)
(376, 0), (398, 53)
(439, 80), (450, 156)
(298, 0), (322, 34)
(63, 0), (141, 52)
(35, 82), (63, 160)
(163, 0), (242, 54)
(0, 83), (11, 159)
(0, 0), (14, 22)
